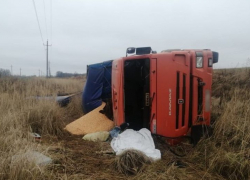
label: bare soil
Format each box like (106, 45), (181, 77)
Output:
(45, 135), (127, 179)
(42, 131), (194, 179)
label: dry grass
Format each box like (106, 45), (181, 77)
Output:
(187, 67), (250, 180)
(0, 77), (84, 180)
(0, 67), (250, 180)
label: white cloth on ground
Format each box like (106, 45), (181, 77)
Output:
(110, 128), (161, 160)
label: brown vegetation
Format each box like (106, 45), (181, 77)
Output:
(0, 68), (250, 180)
(0, 77), (83, 180)
(113, 149), (153, 175)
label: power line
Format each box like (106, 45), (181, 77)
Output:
(50, 0), (53, 43)
(43, 0), (48, 39)
(32, 0), (44, 44)
(49, 0), (53, 78)
(32, 0), (53, 78)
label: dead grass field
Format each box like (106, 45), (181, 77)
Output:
(0, 68), (250, 180)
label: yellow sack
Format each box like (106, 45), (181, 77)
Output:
(65, 103), (114, 135)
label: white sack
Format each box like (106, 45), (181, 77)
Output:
(111, 128), (161, 160)
(82, 131), (110, 142)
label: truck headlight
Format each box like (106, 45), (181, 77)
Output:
(196, 57), (203, 68)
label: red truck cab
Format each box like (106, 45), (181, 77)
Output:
(112, 48), (218, 143)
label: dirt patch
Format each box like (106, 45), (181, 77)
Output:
(45, 135), (124, 179)
(42, 134), (196, 179)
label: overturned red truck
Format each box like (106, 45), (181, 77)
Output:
(112, 47), (218, 144)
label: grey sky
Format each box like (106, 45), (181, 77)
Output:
(1, 0), (250, 76)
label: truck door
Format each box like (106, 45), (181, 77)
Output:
(156, 52), (191, 137)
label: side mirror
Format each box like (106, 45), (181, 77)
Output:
(136, 47), (152, 55)
(212, 51), (219, 64)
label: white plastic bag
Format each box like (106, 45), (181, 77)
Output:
(83, 131), (110, 142)
(111, 128), (161, 160)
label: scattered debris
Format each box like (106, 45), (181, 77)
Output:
(113, 149), (152, 175)
(174, 160), (187, 168)
(82, 131), (110, 142)
(120, 122), (130, 131)
(65, 103), (114, 135)
(109, 127), (121, 138)
(12, 151), (52, 166)
(111, 128), (161, 160)
(26, 93), (82, 107)
(29, 132), (41, 141)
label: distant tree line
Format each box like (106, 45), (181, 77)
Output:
(56, 71), (85, 78)
(0, 68), (11, 77)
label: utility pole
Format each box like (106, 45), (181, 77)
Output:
(44, 40), (52, 78)
(49, 61), (51, 77)
(11, 65), (13, 76)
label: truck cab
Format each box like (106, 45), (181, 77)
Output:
(112, 48), (218, 143)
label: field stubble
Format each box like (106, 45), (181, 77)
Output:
(0, 68), (250, 180)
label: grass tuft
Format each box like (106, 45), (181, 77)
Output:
(113, 149), (153, 175)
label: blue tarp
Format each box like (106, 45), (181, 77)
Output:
(82, 60), (113, 113)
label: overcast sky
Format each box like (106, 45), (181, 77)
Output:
(1, 0), (250, 76)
